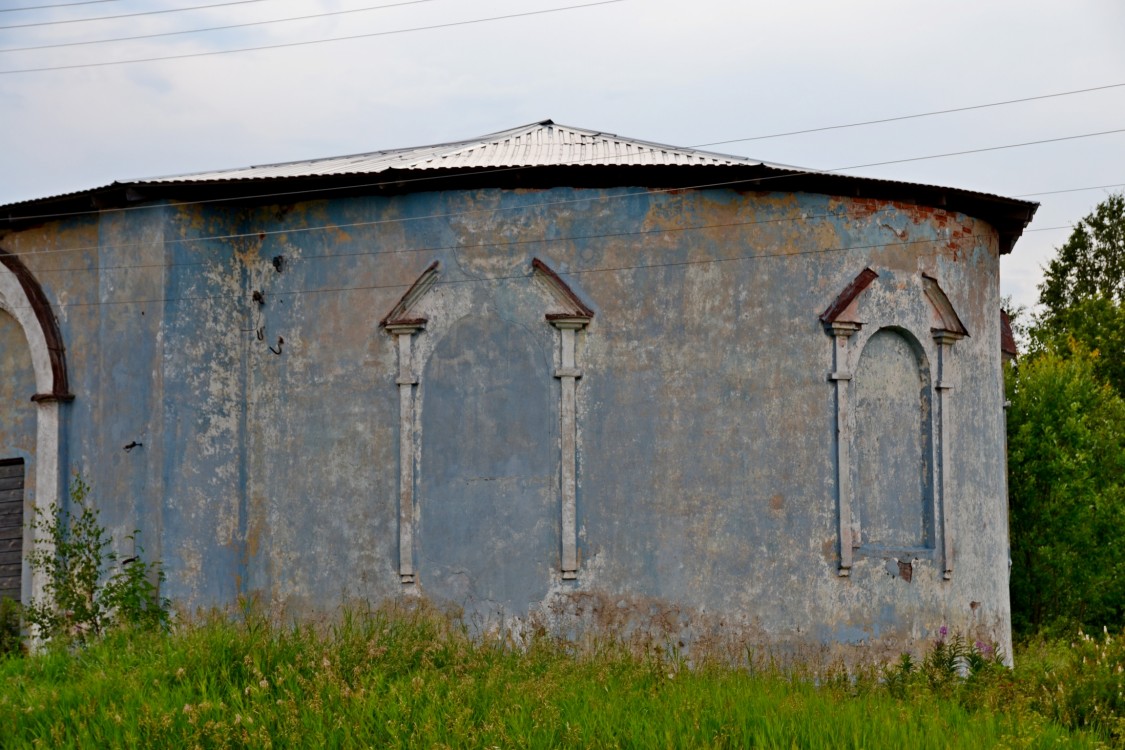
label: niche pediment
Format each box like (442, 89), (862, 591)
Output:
(380, 260), (440, 330)
(531, 258), (594, 325)
(380, 258), (594, 332)
(921, 274), (969, 338)
(820, 269), (969, 338)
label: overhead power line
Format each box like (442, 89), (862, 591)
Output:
(0, 0), (443, 52)
(693, 82), (1125, 147)
(828, 127), (1125, 172)
(3, 143), (1106, 269)
(17, 202), (948, 266)
(6, 125), (1123, 226)
(0, 231), (1048, 313)
(15, 205), (1082, 280)
(0, 0), (628, 73)
(1, 0), (119, 12)
(0, 0), (279, 29)
(1015, 182), (1125, 198)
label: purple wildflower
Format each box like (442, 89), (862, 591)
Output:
(939, 625), (948, 638)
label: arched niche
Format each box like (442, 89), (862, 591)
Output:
(821, 269), (965, 578)
(0, 248), (72, 611)
(853, 327), (933, 551)
(380, 258), (594, 591)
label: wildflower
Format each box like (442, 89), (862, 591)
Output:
(939, 626), (948, 639)
(183, 704), (193, 714)
(259, 679), (269, 689)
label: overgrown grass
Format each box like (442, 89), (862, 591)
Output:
(0, 603), (1117, 748)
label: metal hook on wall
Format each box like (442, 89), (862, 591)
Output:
(269, 336), (284, 356)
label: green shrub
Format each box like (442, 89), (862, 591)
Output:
(1006, 349), (1125, 634)
(0, 596), (20, 658)
(881, 630), (1008, 706)
(23, 475), (168, 646)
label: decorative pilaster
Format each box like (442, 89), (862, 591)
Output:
(933, 330), (963, 580)
(549, 315), (589, 580)
(386, 322), (424, 584)
(1003, 398), (1012, 574)
(380, 261), (440, 586)
(829, 322), (860, 576)
(30, 400), (61, 610)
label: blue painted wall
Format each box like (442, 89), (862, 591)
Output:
(0, 186), (1012, 658)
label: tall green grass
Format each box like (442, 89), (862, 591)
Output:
(0, 603), (1114, 748)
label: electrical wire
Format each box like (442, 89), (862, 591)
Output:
(0, 185), (1089, 307)
(1, 0), (119, 12)
(693, 82), (1125, 147)
(1015, 182), (1125, 198)
(17, 212), (1081, 280)
(0, 0), (628, 72)
(6, 231), (1033, 312)
(833, 127), (1125, 172)
(17, 204), (987, 272)
(6, 125), (1122, 230)
(0, 0), (280, 29)
(0, 0), (444, 53)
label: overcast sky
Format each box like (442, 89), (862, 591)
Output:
(2, 0), (1123, 312)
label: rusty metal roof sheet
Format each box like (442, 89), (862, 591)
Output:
(1000, 309), (1019, 360)
(134, 120), (786, 183)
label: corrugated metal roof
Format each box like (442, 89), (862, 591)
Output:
(1, 119), (1039, 254)
(136, 120), (788, 184)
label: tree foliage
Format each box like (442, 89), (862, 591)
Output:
(1039, 193), (1125, 313)
(1030, 296), (1125, 398)
(1031, 192), (1125, 399)
(1007, 192), (1125, 635)
(1006, 349), (1125, 635)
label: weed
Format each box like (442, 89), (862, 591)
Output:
(0, 605), (1112, 748)
(23, 475), (168, 646)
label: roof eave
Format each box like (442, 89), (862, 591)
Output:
(0, 163), (1039, 252)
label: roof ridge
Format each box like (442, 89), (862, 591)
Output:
(131, 119), (773, 184)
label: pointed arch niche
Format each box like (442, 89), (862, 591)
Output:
(380, 258), (594, 586)
(0, 248), (73, 607)
(821, 269), (966, 579)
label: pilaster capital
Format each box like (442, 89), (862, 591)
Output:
(547, 315), (590, 331)
(932, 329), (965, 346)
(828, 321), (861, 338)
(384, 320), (426, 336)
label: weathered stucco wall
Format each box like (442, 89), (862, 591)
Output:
(0, 186), (1011, 659)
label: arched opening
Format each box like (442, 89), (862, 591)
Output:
(0, 249), (71, 608)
